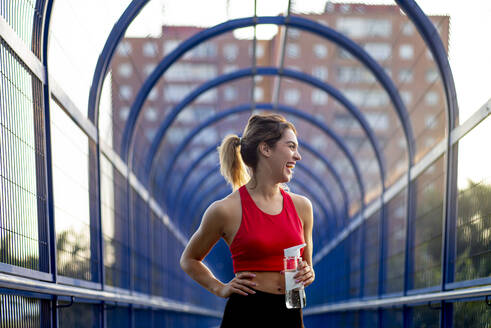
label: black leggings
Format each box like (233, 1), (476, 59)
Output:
(220, 289), (304, 328)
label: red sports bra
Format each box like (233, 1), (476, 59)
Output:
(230, 185), (305, 273)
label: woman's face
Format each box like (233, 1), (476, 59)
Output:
(266, 128), (302, 183)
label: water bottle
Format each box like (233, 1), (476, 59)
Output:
(284, 243), (307, 309)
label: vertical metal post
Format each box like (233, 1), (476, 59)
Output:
(403, 178), (417, 327)
(440, 142), (458, 328)
(39, 0), (56, 326)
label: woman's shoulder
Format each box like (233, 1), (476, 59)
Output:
(285, 190), (313, 213)
(207, 188), (241, 216)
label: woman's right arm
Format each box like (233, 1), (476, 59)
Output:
(179, 201), (257, 298)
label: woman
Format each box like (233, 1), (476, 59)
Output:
(180, 113), (315, 327)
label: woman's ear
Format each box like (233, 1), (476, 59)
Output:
(258, 141), (271, 158)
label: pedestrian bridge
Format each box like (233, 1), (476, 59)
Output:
(1, 0), (491, 327)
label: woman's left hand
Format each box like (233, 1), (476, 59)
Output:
(294, 260), (315, 287)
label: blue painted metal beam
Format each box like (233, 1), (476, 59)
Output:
(168, 138), (350, 228)
(147, 67), (385, 198)
(180, 161), (336, 234)
(147, 100), (366, 217)
(298, 141), (350, 224)
(185, 170), (333, 239)
(87, 0), (149, 124)
(120, 15), (414, 168)
(156, 101), (370, 219)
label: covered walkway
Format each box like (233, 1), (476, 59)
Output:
(1, 0), (491, 326)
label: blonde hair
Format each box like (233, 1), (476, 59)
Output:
(217, 113), (297, 190)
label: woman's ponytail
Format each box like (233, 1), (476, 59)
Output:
(218, 134), (250, 191)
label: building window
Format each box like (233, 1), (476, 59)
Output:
(176, 110), (195, 124)
(143, 42), (158, 57)
(284, 88), (300, 105)
(398, 69), (413, 83)
(311, 90), (328, 105)
(426, 49), (433, 60)
(118, 63), (133, 78)
(148, 88), (158, 101)
(164, 85), (193, 102)
(144, 128), (156, 141)
(197, 89), (217, 103)
(163, 40), (180, 55)
(342, 89), (389, 108)
(425, 91), (439, 106)
(337, 18), (391, 38)
(312, 66), (328, 81)
(223, 65), (238, 74)
(338, 48), (353, 60)
(119, 106), (129, 120)
(286, 44), (300, 58)
(117, 41), (132, 56)
(165, 63), (217, 81)
(340, 4), (351, 13)
(224, 86), (237, 101)
(192, 106), (215, 120)
(144, 107), (158, 122)
(249, 44), (265, 58)
(185, 43), (217, 59)
(365, 112), (389, 131)
(288, 28), (301, 39)
(425, 69), (439, 83)
(144, 63), (156, 77)
(223, 43), (238, 61)
(425, 114), (438, 129)
(254, 87), (264, 102)
(401, 91), (412, 105)
(364, 43), (391, 61)
(402, 22), (414, 36)
(382, 67), (391, 78)
(119, 85), (133, 100)
(337, 67), (374, 83)
(313, 44), (328, 58)
(399, 44), (414, 60)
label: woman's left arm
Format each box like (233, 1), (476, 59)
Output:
(294, 196), (315, 287)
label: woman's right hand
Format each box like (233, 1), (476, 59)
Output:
(218, 272), (257, 298)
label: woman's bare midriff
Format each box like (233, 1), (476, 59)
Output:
(238, 271), (286, 295)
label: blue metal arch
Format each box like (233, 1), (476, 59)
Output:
(396, 0), (458, 129)
(189, 180), (327, 247)
(180, 160), (338, 233)
(156, 101), (371, 214)
(169, 143), (220, 216)
(152, 102), (365, 220)
(185, 170), (332, 238)
(147, 68), (386, 192)
(168, 138), (349, 226)
(298, 140), (350, 225)
(120, 15), (415, 167)
(87, 0), (149, 123)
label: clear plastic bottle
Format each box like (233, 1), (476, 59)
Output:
(284, 243), (307, 309)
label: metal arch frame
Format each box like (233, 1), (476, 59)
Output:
(169, 143), (220, 216)
(396, 0), (458, 129)
(154, 101), (364, 226)
(119, 15), (415, 167)
(288, 176), (334, 241)
(168, 138), (348, 227)
(155, 100), (371, 211)
(186, 171), (332, 239)
(87, 0), (149, 124)
(180, 161), (336, 234)
(149, 68), (386, 196)
(298, 141), (350, 224)
(190, 181), (325, 246)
